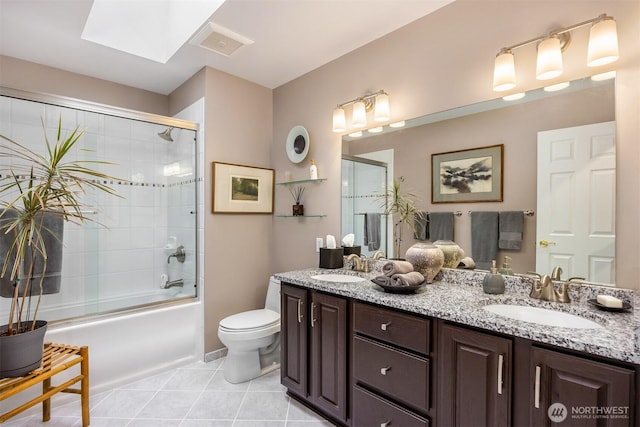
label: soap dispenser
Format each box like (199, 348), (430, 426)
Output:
(483, 260), (505, 294)
(498, 256), (514, 276)
(310, 159), (318, 180)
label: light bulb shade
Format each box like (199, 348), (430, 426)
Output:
(536, 36), (563, 80)
(332, 107), (346, 133)
(587, 17), (619, 67)
(374, 93), (390, 122)
(493, 50), (516, 92)
(352, 101), (367, 128)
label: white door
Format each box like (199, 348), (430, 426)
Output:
(536, 121), (616, 284)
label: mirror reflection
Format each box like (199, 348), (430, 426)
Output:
(341, 77), (615, 284)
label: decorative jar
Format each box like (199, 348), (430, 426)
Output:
(434, 240), (464, 268)
(405, 241), (444, 283)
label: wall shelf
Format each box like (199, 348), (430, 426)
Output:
(276, 214), (327, 218)
(276, 178), (327, 186)
(276, 178), (326, 217)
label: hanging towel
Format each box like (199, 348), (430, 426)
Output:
(471, 211), (499, 270)
(363, 213), (381, 251)
(413, 211), (429, 240)
(499, 211), (524, 250)
(429, 212), (455, 241)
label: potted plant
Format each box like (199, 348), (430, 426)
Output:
(376, 176), (425, 258)
(0, 117), (119, 377)
(289, 185), (304, 216)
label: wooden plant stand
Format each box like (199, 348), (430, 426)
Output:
(0, 343), (89, 426)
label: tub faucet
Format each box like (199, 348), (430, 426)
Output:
(162, 278), (184, 289)
(347, 254), (370, 273)
(167, 245), (186, 264)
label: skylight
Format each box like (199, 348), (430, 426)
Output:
(81, 0), (226, 64)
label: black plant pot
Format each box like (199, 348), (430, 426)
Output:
(0, 320), (48, 377)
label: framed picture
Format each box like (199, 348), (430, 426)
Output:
(431, 144), (503, 203)
(212, 162), (274, 214)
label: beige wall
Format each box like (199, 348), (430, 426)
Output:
(0, 56), (168, 115)
(272, 1), (640, 289)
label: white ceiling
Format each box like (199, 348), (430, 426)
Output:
(0, 0), (454, 95)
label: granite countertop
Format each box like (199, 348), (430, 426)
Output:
(274, 266), (640, 365)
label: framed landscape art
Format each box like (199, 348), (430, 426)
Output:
(212, 162), (274, 214)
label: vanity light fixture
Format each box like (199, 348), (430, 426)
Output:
(492, 14), (618, 91)
(502, 92), (526, 101)
(544, 81), (571, 92)
(389, 120), (406, 128)
(368, 126), (383, 133)
(332, 90), (390, 133)
(348, 131), (363, 138)
(591, 70), (616, 81)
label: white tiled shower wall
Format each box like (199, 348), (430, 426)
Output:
(0, 95), (202, 320)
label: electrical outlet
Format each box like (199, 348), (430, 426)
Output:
(315, 237), (323, 252)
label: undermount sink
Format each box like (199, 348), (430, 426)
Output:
(482, 304), (603, 329)
(311, 274), (367, 283)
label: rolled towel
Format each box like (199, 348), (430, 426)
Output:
(382, 260), (414, 276)
(371, 276), (392, 287)
(391, 271), (425, 287)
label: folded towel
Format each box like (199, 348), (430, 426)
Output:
(499, 211), (524, 250)
(429, 212), (454, 241)
(413, 211), (428, 240)
(382, 260), (414, 276)
(363, 213), (381, 251)
(471, 211), (499, 270)
(391, 271), (425, 287)
(371, 276), (392, 287)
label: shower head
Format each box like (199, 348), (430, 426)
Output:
(158, 127), (174, 142)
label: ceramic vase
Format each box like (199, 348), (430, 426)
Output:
(292, 203), (304, 216)
(405, 241), (444, 283)
(434, 240), (464, 268)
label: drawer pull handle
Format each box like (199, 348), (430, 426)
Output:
(310, 302), (317, 328)
(380, 420), (391, 427)
(497, 354), (504, 395)
(296, 300), (303, 323)
(534, 365), (541, 409)
(380, 321), (391, 331)
(380, 366), (391, 375)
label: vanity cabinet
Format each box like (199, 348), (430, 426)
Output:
(280, 283), (348, 424)
(438, 323), (512, 427)
(351, 301), (433, 427)
(529, 346), (635, 427)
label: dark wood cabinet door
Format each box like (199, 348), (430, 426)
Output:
(530, 347), (634, 427)
(439, 323), (512, 427)
(310, 291), (348, 423)
(280, 284), (308, 398)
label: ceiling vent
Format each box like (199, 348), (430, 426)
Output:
(190, 22), (254, 57)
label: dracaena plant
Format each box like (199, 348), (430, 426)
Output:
(0, 117), (120, 335)
(376, 176), (425, 258)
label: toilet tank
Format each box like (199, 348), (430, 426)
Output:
(265, 277), (281, 313)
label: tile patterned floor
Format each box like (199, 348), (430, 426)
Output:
(6, 358), (334, 426)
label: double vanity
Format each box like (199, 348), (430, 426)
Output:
(275, 266), (639, 426)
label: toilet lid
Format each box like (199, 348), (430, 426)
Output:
(219, 309), (280, 331)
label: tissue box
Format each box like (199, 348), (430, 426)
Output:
(319, 247), (344, 269)
(342, 246), (361, 256)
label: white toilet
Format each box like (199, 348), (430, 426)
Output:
(218, 276), (281, 384)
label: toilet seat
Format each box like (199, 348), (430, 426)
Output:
(219, 309), (279, 333)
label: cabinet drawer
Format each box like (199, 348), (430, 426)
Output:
(353, 302), (430, 354)
(353, 385), (429, 427)
(353, 336), (429, 410)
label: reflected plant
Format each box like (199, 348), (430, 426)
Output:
(376, 176), (425, 258)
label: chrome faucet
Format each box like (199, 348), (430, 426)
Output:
(162, 278), (184, 289)
(347, 254), (370, 273)
(529, 273), (571, 303)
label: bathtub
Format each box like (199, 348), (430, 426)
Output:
(1, 296), (202, 419)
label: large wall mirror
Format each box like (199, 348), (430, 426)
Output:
(341, 76), (616, 285)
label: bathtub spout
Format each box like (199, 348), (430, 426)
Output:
(163, 279), (184, 289)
